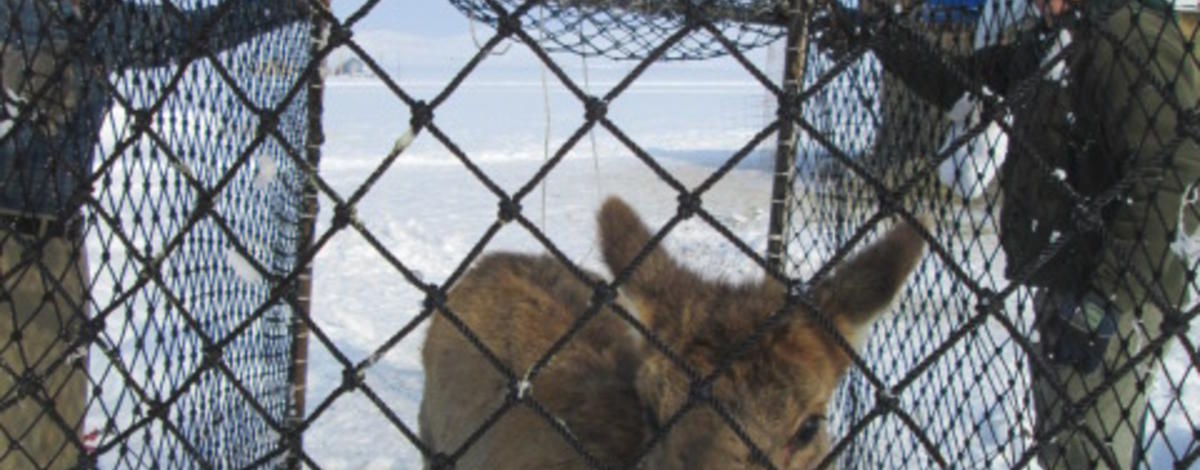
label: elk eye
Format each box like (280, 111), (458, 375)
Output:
(790, 415), (824, 448)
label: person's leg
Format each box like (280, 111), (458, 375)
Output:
(0, 233), (89, 470)
(1033, 291), (1163, 469)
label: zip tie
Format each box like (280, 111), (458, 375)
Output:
(516, 368), (533, 400)
(392, 127), (415, 156)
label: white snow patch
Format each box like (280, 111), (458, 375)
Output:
(253, 151), (279, 190)
(937, 87), (1009, 201)
(226, 246), (263, 284)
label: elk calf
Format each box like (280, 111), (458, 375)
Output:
(419, 197), (926, 469)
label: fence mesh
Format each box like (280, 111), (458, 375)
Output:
(786, 0), (1200, 468)
(2, 0), (1199, 468)
(0, 1), (314, 468)
(447, 0), (789, 60)
(421, 0), (1200, 468)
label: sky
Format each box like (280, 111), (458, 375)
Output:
(331, 1), (467, 36)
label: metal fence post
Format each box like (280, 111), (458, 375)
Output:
(286, 3), (327, 468)
(766, 0), (811, 273)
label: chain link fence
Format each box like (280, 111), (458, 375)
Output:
(2, 0), (1198, 468)
(783, 0), (1200, 467)
(0, 0), (316, 468)
(425, 0), (1200, 468)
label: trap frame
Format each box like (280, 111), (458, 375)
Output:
(0, 0), (1196, 468)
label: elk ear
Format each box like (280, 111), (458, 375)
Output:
(598, 197), (675, 284)
(597, 197), (684, 326)
(814, 219), (927, 346)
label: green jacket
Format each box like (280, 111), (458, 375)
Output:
(866, 3), (1200, 312)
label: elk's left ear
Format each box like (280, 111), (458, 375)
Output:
(814, 219), (927, 344)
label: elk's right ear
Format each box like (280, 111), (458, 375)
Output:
(597, 197), (683, 327)
(813, 219), (927, 348)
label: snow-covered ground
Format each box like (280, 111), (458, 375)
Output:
(303, 74), (779, 468)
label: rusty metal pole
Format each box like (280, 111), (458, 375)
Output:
(285, 2), (327, 468)
(766, 0), (812, 274)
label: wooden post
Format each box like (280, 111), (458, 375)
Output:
(285, 3), (327, 468)
(766, 0), (811, 274)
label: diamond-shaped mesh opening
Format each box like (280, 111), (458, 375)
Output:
(4, 0), (1200, 467)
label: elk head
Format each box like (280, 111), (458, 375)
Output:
(597, 197), (925, 469)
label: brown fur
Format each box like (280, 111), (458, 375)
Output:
(419, 197), (926, 469)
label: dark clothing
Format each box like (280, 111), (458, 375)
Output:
(0, 0), (306, 216)
(867, 3), (1199, 312)
(858, 5), (1197, 466)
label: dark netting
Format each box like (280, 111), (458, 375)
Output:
(447, 0), (790, 60)
(786, 0), (1200, 467)
(0, 0), (315, 468)
(292, 0), (1197, 467)
(3, 0), (1198, 467)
